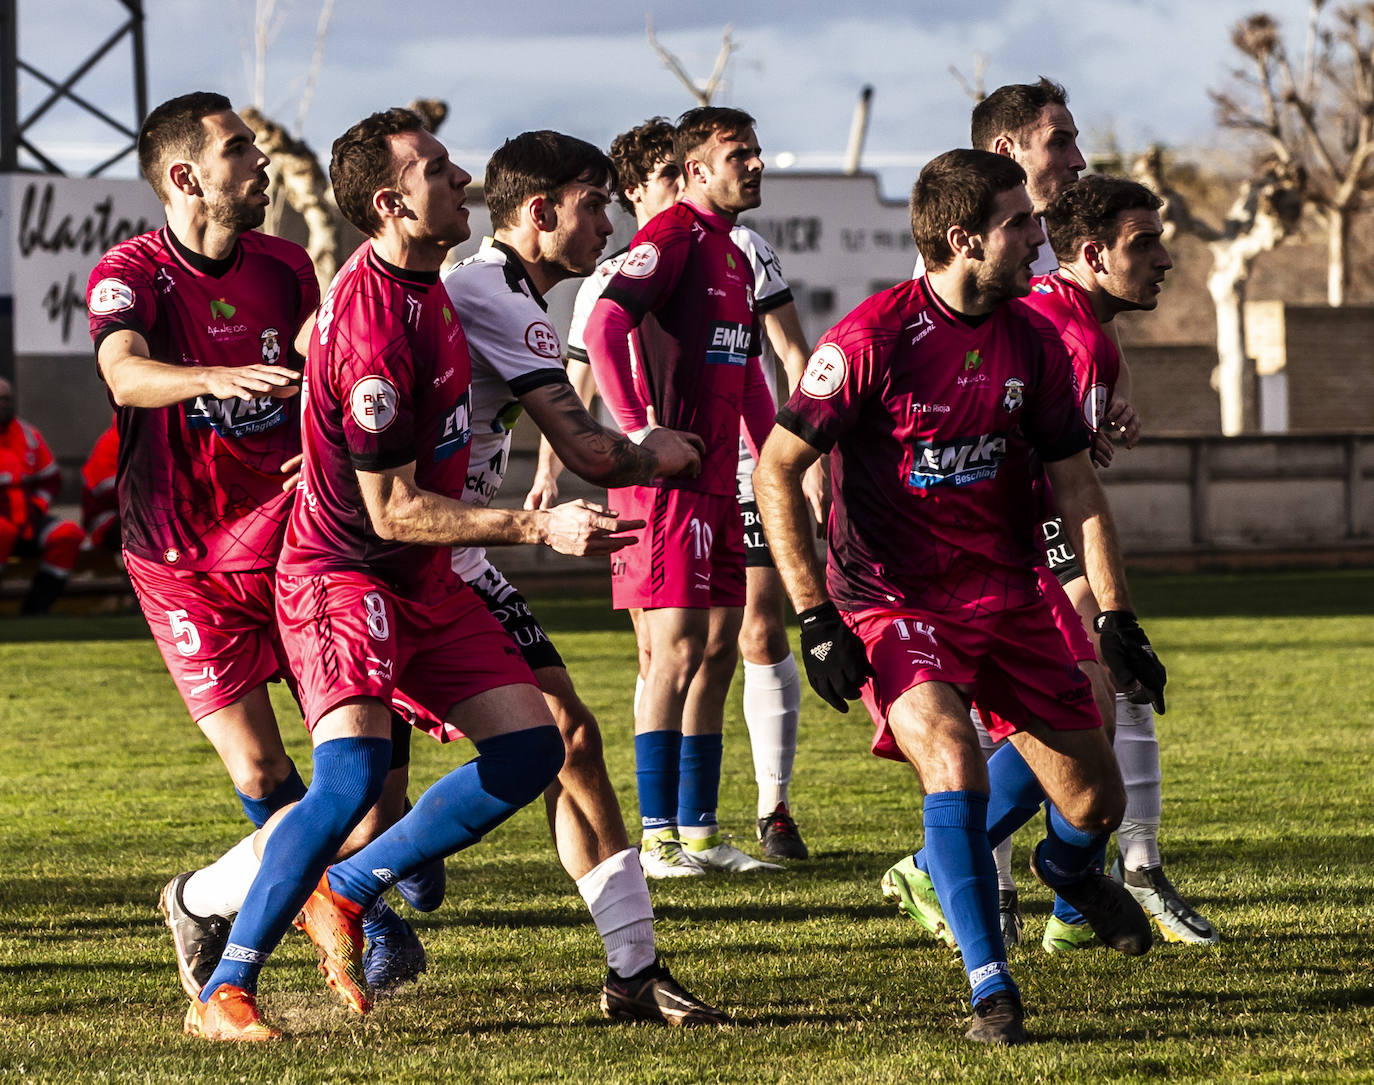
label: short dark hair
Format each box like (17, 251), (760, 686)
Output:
(971, 78), (1069, 150)
(674, 106), (756, 168)
(911, 149), (1028, 271)
(484, 130), (616, 230)
(609, 118), (676, 214)
(330, 107), (426, 236)
(137, 92), (233, 202)
(1044, 175), (1163, 261)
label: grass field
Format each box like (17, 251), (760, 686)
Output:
(1, 569), (1372, 1083)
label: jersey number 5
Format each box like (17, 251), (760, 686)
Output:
(167, 609), (202, 657)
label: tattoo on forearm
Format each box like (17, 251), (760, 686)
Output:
(543, 382), (656, 485)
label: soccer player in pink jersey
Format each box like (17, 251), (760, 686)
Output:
(1024, 176), (1218, 947)
(583, 108), (780, 876)
(896, 78), (1091, 945)
(182, 108), (639, 1042)
(541, 117), (818, 863)
(89, 92), (430, 1007)
(755, 149), (1166, 1044)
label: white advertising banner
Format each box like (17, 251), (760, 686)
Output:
(1, 174), (162, 355)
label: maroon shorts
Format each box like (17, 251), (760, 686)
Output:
(607, 486), (746, 610)
(1038, 566), (1096, 664)
(125, 551), (286, 722)
(845, 595), (1100, 762)
(276, 566), (535, 736)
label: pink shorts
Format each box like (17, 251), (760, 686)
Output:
(1039, 566), (1096, 664)
(607, 486), (746, 610)
(276, 566), (535, 736)
(125, 551), (287, 722)
(845, 595), (1100, 763)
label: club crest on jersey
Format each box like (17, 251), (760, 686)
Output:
(1002, 377), (1025, 413)
(260, 327), (281, 364)
(89, 277), (134, 315)
(800, 343), (847, 399)
(350, 375), (399, 433)
(621, 242), (660, 278)
(435, 389), (472, 461)
(706, 321), (752, 366)
(907, 434), (1007, 490)
(524, 320), (561, 359)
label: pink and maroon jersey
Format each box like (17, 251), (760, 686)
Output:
(279, 242), (473, 591)
(777, 276), (1090, 615)
(86, 227), (318, 571)
(1021, 273), (1120, 435)
(586, 199), (770, 497)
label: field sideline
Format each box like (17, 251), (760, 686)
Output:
(1, 569), (1372, 1083)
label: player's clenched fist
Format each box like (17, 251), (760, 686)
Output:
(798, 601), (874, 713)
(641, 425), (705, 479)
(540, 498), (644, 556)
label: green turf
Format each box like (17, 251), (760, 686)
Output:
(1, 570), (1372, 1082)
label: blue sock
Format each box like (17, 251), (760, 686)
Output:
(913, 742), (1045, 874)
(1036, 803), (1111, 889)
(362, 895), (407, 940)
(635, 730), (681, 835)
(1050, 837), (1108, 923)
(235, 762), (307, 829)
(677, 733), (723, 832)
(922, 790), (1016, 1006)
(328, 727), (563, 908)
(200, 737), (391, 999)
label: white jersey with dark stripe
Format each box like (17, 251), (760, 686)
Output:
(442, 237), (570, 580)
(731, 225), (793, 497)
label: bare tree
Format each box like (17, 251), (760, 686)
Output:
(646, 18), (736, 106)
(240, 107), (338, 296)
(293, 0), (335, 136)
(949, 54), (988, 103)
(1134, 146), (1306, 435)
(1213, 3), (1374, 306)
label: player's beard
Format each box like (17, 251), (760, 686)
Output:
(205, 183), (267, 234)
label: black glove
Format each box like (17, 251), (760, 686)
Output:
(1093, 610), (1167, 714)
(798, 601), (874, 713)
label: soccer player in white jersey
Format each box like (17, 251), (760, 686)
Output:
(442, 129), (726, 1024)
(531, 117), (819, 863)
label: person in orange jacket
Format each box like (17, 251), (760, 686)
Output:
(0, 378), (84, 613)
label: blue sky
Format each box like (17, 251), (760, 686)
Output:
(16, 0), (1321, 195)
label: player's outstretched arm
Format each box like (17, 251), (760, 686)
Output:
(519, 381), (702, 488)
(357, 461), (641, 556)
(98, 329), (300, 409)
(754, 426), (872, 712)
(1046, 449), (1166, 712)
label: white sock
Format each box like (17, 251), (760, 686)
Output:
(576, 847), (657, 976)
(1114, 693), (1163, 870)
(634, 674), (645, 717)
(970, 710), (1017, 892)
(743, 656), (801, 818)
(182, 834), (259, 919)
(679, 823), (718, 843)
